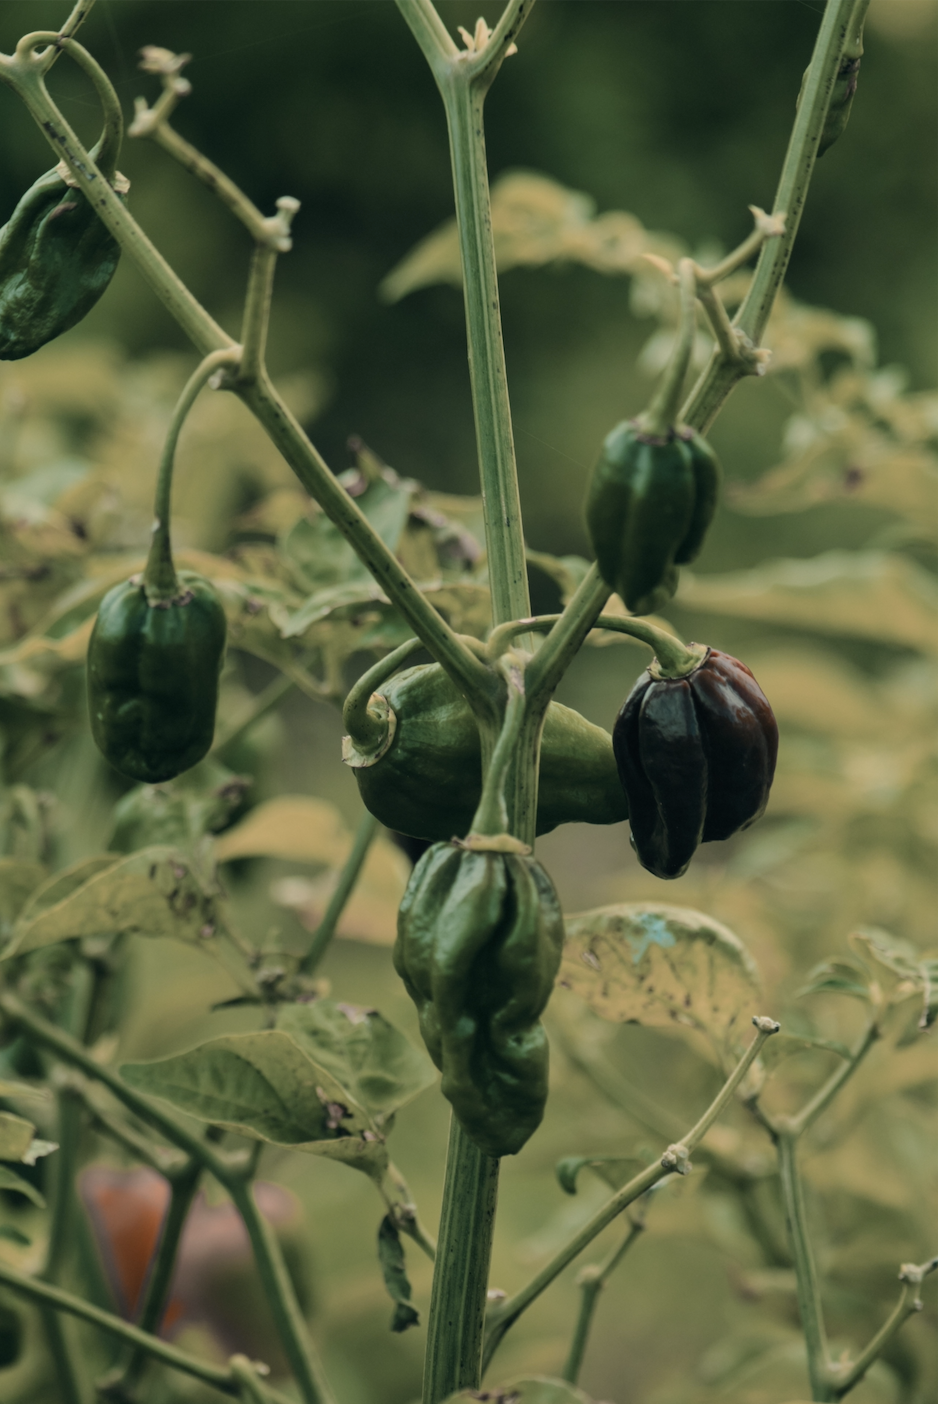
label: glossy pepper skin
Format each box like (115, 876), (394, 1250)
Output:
(349, 663), (628, 842)
(88, 571), (227, 784)
(0, 168), (122, 361)
(394, 841), (564, 1157)
(612, 648), (778, 879)
(585, 420), (721, 615)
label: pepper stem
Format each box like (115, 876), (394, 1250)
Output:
(637, 259), (698, 439)
(468, 658), (527, 839)
(143, 349), (240, 602)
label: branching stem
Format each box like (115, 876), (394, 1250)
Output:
(561, 1213), (645, 1385)
(0, 1261), (292, 1402)
(483, 1018), (778, 1372)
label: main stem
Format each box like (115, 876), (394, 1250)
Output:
(443, 73), (530, 627)
(403, 6), (540, 1397)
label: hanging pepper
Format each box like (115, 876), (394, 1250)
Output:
(88, 356), (233, 784)
(612, 648), (778, 879)
(343, 651), (627, 842)
(0, 90), (126, 362)
(393, 665), (564, 1157)
(585, 261), (720, 615)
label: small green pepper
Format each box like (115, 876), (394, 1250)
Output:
(87, 355), (234, 784)
(585, 259), (720, 614)
(586, 421), (720, 615)
(88, 571), (226, 785)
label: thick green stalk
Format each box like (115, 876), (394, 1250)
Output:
(422, 1118), (500, 1404)
(442, 71), (529, 627)
(683, 0), (863, 433)
(778, 1132), (831, 1401)
(393, 7), (539, 1401)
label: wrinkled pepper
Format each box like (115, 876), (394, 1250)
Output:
(394, 665), (564, 1157)
(394, 839), (564, 1157)
(613, 647), (778, 879)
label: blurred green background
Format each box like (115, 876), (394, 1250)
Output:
(0, 3), (935, 1404)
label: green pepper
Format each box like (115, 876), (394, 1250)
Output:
(394, 839), (564, 1157)
(584, 259), (720, 614)
(585, 421), (720, 615)
(344, 659), (627, 842)
(0, 79), (126, 364)
(87, 355), (234, 784)
(87, 571), (226, 785)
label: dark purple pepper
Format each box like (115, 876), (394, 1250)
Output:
(613, 648), (778, 879)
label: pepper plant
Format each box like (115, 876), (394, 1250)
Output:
(0, 2), (934, 1404)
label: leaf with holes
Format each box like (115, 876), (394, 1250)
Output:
(120, 1031), (386, 1177)
(4, 848), (221, 958)
(277, 1000), (435, 1122)
(558, 903), (761, 1057)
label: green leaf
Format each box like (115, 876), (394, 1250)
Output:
(675, 551), (938, 655)
(0, 1165), (44, 1207)
(377, 1213), (419, 1333)
(439, 1380), (595, 1404)
(798, 958), (873, 1002)
(108, 759), (248, 855)
(559, 903), (762, 1055)
(758, 1033), (852, 1071)
(0, 858), (47, 939)
(556, 1154), (644, 1196)
(277, 1000), (436, 1121)
(919, 958), (938, 1031)
(3, 847), (222, 959)
(281, 467), (415, 598)
(0, 1113), (35, 1163)
(120, 1031), (386, 1176)
(13, 855), (120, 927)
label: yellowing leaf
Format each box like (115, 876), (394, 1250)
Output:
(4, 848), (220, 958)
(120, 1031), (386, 1177)
(0, 1112), (35, 1163)
(559, 903), (762, 1057)
(676, 551), (938, 655)
(214, 797), (350, 868)
(380, 170), (682, 302)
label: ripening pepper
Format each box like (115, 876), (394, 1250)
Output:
(393, 839), (564, 1157)
(344, 662), (628, 842)
(0, 166), (123, 361)
(612, 647), (778, 879)
(585, 420), (720, 615)
(88, 571), (227, 784)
